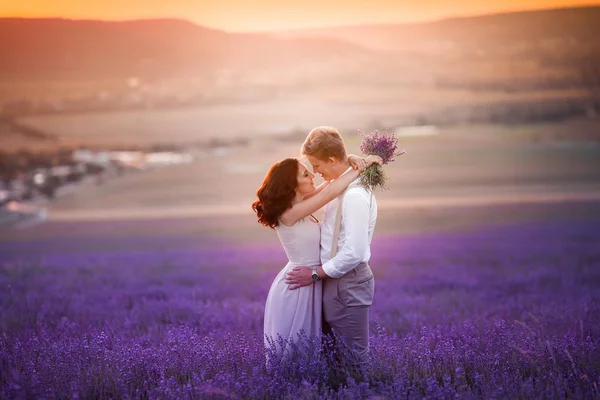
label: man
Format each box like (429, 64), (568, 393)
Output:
(285, 126), (378, 368)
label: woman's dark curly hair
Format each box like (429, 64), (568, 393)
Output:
(252, 158), (299, 229)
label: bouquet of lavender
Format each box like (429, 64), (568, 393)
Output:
(359, 129), (405, 191)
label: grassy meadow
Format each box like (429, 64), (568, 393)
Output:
(23, 117), (600, 227)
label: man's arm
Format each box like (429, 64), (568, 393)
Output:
(285, 190), (370, 288)
(321, 190), (370, 278)
(284, 265), (329, 290)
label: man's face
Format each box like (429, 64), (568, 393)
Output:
(306, 155), (335, 181)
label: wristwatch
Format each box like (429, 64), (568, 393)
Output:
(311, 267), (321, 282)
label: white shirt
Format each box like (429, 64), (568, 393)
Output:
(321, 168), (378, 279)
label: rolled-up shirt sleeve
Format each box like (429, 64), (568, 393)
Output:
(322, 190), (370, 278)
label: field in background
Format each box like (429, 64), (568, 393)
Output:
(1, 118), (599, 246)
(37, 120), (600, 213)
(3, 85), (593, 151)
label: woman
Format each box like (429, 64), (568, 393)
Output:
(252, 154), (382, 359)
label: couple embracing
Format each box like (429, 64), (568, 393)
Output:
(252, 126), (381, 372)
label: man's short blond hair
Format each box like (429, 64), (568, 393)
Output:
(301, 126), (347, 161)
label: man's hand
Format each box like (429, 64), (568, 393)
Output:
(285, 266), (313, 290)
(366, 155), (383, 166)
(348, 154), (368, 172)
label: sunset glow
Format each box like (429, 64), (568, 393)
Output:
(1, 0), (599, 31)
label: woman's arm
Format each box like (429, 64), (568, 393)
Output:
(301, 153), (380, 201)
(279, 168), (360, 226)
(280, 157), (382, 226)
(302, 153), (368, 201)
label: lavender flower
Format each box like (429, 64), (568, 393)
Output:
(358, 129), (405, 191)
(1, 220), (600, 398)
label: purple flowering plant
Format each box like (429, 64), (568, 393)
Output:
(1, 220), (600, 398)
(359, 129), (405, 191)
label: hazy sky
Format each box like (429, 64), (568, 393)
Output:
(2, 0), (598, 31)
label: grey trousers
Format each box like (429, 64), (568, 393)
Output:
(323, 262), (374, 363)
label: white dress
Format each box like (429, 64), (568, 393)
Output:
(263, 216), (323, 356)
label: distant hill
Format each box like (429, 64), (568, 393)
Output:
(275, 6), (600, 54)
(0, 18), (367, 80)
(271, 6), (600, 93)
(0, 7), (599, 86)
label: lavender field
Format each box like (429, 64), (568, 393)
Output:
(1, 218), (600, 399)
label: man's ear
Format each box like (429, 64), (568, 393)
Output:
(328, 156), (339, 165)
